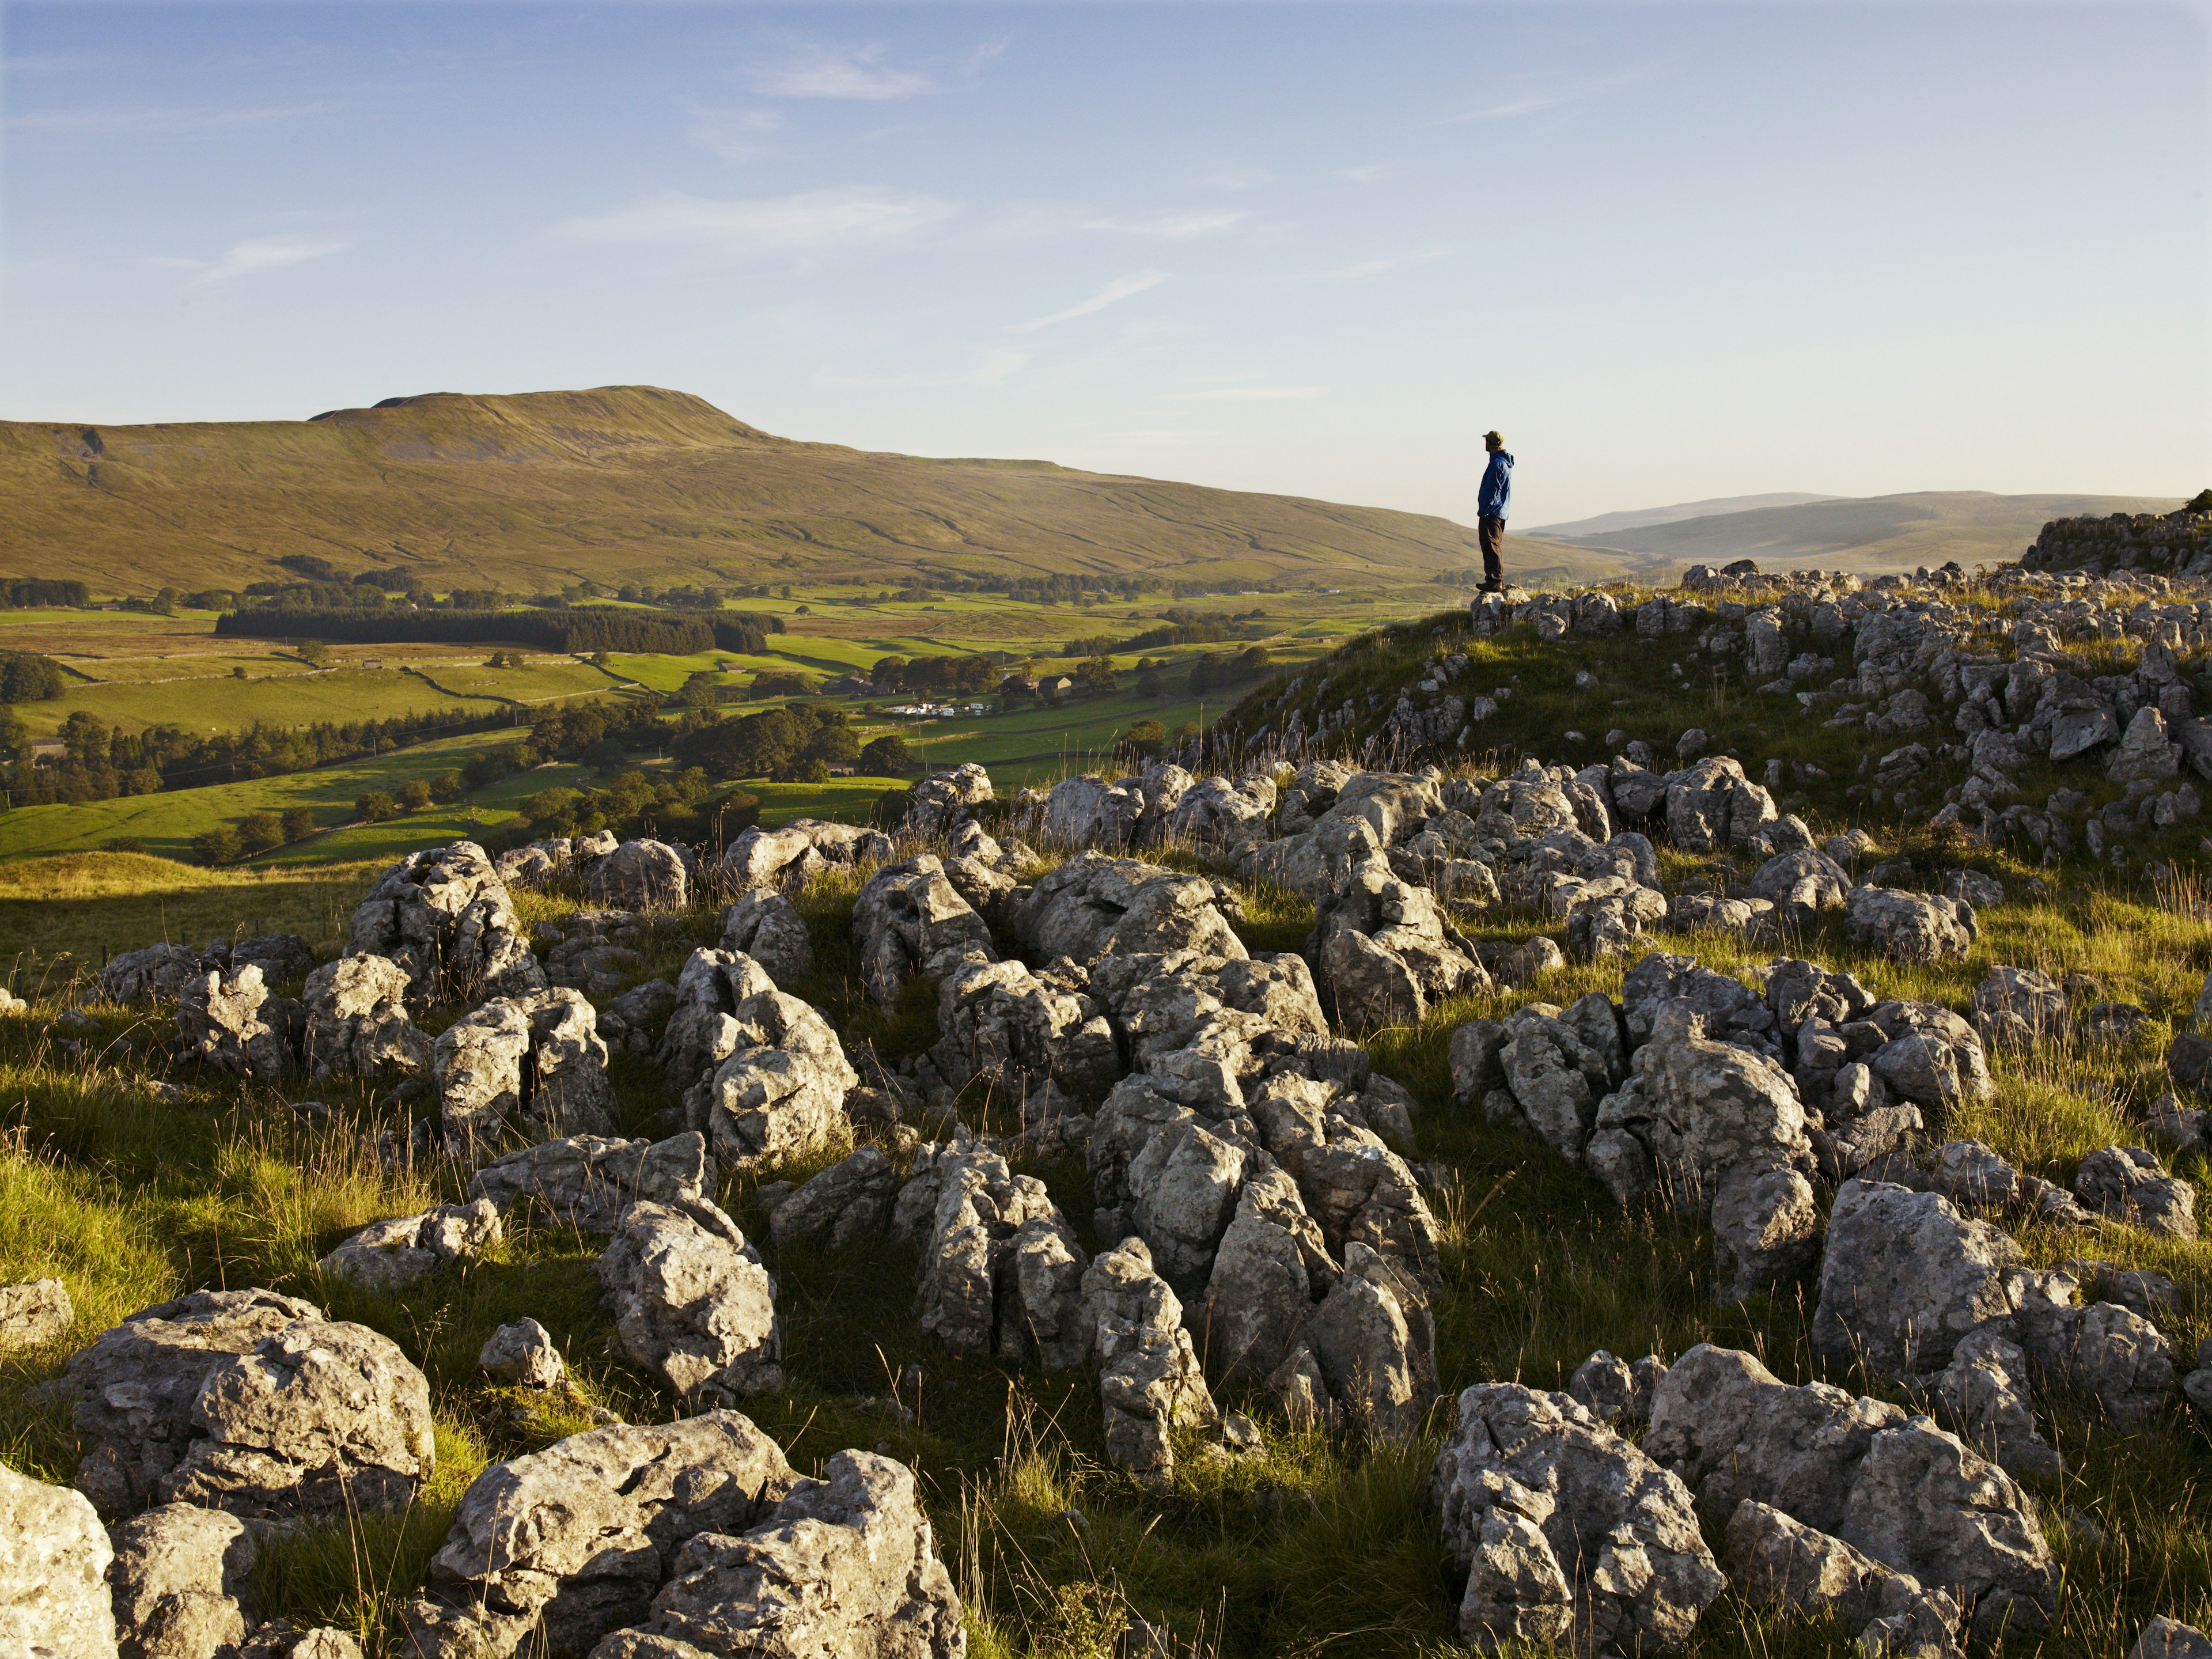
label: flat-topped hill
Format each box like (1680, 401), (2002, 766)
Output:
(0, 385), (1573, 594)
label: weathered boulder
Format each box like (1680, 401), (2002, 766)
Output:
(715, 890), (815, 988)
(300, 956), (431, 1083)
(62, 1288), (434, 1527)
(1619, 951), (1764, 1047)
(177, 967), (301, 1080)
(585, 839), (689, 911)
(1916, 1328), (2060, 1479)
(904, 762), (994, 835)
(1276, 1243), (1433, 1441)
(479, 1319), (565, 1390)
(206, 933), (316, 986)
(1748, 849), (1851, 923)
(1724, 1499), (1964, 1659)
(2075, 1145), (2197, 1238)
(1161, 770), (1278, 848)
(851, 855), (997, 1012)
(1434, 1382), (1724, 1654)
(541, 909), (647, 996)
(1041, 772), (1147, 849)
(1971, 965), (2068, 1050)
(469, 1133), (713, 1234)
(1646, 1344), (2058, 1635)
(1081, 1238), (1216, 1490)
(589, 1450), (964, 1659)
(109, 1501), (255, 1659)
(0, 1463), (116, 1657)
(1711, 1160), (1821, 1303)
(912, 1144), (1088, 1370)
(1566, 1350), (1665, 1427)
(1202, 1166), (1333, 1384)
(599, 1199), (783, 1404)
(1810, 1181), (2026, 1376)
(1012, 853), (1247, 967)
(237, 1622), (362, 1658)
(408, 1411), (800, 1659)
(100, 944), (205, 1007)
(319, 1199), (502, 1294)
(720, 819), (891, 892)
(929, 957), (1119, 1101)
(1662, 755), (1778, 852)
(1307, 857), (1484, 1028)
(1846, 887), (1977, 964)
(694, 990), (858, 1173)
(346, 841), (544, 999)
(435, 988), (616, 1153)
(0, 1277), (73, 1350)
(656, 949), (777, 1096)
(2131, 1618), (2212, 1659)
(2109, 705), (2184, 782)
(768, 1145), (900, 1252)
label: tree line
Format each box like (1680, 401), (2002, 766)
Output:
(211, 608), (752, 654)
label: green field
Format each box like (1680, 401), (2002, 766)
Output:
(14, 666), (524, 741)
(52, 653), (318, 684)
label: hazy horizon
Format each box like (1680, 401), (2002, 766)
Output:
(2, 1), (2206, 528)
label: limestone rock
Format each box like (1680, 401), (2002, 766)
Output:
(1749, 849), (1851, 923)
(100, 944), (206, 1007)
(656, 949), (778, 1096)
(1723, 1499), (1963, 1659)
(1307, 855), (1484, 1028)
(469, 1134), (714, 1234)
(0, 1463), (116, 1657)
(300, 956), (431, 1084)
(62, 1287), (434, 1528)
(411, 1411), (800, 1659)
(904, 762), (994, 835)
(479, 1319), (566, 1390)
(1971, 966), (2068, 1050)
(852, 855), (997, 1012)
(1917, 1327), (2061, 1479)
(720, 819), (891, 893)
(1810, 1180), (2026, 1376)
(1041, 773), (1147, 850)
(1845, 887), (1977, 965)
(435, 989), (616, 1154)
(912, 1144), (1086, 1369)
(177, 966), (300, 1080)
(715, 891), (815, 988)
(768, 1146), (900, 1252)
(2131, 1617), (2212, 1659)
(2074, 1145), (2197, 1238)
(109, 1501), (255, 1659)
(929, 958), (1119, 1102)
(600, 1199), (783, 1405)
(346, 840), (544, 999)
(1711, 1160), (1821, 1302)
(585, 839), (690, 911)
(1566, 1350), (1665, 1427)
(319, 1199), (502, 1294)
(1434, 1382), (1724, 1655)
(0, 1278), (73, 1351)
(695, 990), (858, 1173)
(1081, 1238), (1215, 1490)
(592, 1450), (964, 1659)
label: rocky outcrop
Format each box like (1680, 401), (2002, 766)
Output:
(177, 965), (302, 1080)
(300, 955), (432, 1084)
(1433, 1382), (1724, 1654)
(1724, 1499), (1964, 1659)
(479, 1319), (565, 1389)
(100, 944), (206, 1007)
(929, 957), (1119, 1103)
(407, 1411), (801, 1659)
(1081, 1238), (1216, 1489)
(319, 1199), (502, 1293)
(904, 762), (994, 835)
(346, 841), (544, 999)
(588, 1451), (964, 1659)
(1013, 853), (1247, 968)
(717, 889), (815, 988)
(109, 1501), (256, 1659)
(0, 1277), (73, 1350)
(768, 1145), (901, 1252)
(584, 838), (689, 911)
(851, 855), (997, 1012)
(468, 1133), (713, 1234)
(599, 1199), (783, 1404)
(0, 1463), (116, 1656)
(435, 988), (616, 1154)
(1040, 773), (1147, 850)
(1971, 965), (2068, 1050)
(62, 1288), (434, 1527)
(1306, 853), (1485, 1028)
(1810, 1181), (2030, 1376)
(691, 990), (858, 1173)
(720, 819), (891, 892)
(657, 948), (777, 1096)
(906, 1142), (1088, 1370)
(1845, 886), (1978, 964)
(1646, 1344), (2059, 1636)
(2074, 1145), (2197, 1238)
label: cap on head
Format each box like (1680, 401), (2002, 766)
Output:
(1483, 429), (1504, 448)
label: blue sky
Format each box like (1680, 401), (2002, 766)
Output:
(1, 2), (2206, 528)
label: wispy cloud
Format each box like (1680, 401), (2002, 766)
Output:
(1084, 211), (1244, 238)
(558, 187), (957, 251)
(742, 39), (1006, 101)
(1171, 384), (1323, 403)
(1009, 271), (1169, 334)
(687, 107), (782, 164)
(1442, 68), (1657, 124)
(1290, 258), (1400, 283)
(817, 347), (1028, 388)
(175, 234), (349, 286)
(1336, 162), (1391, 184)
(9, 101), (334, 138)
(1196, 166), (1272, 191)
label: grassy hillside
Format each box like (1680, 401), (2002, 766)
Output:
(1547, 490), (2184, 573)
(0, 385), (1606, 594)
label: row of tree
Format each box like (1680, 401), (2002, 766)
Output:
(867, 654), (1001, 695)
(213, 608), (725, 654)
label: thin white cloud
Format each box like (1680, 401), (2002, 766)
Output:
(687, 107), (782, 164)
(1336, 162), (1391, 184)
(1009, 271), (1169, 334)
(741, 39), (1006, 101)
(1196, 166), (1272, 191)
(817, 347), (1028, 389)
(1291, 258), (1399, 282)
(1442, 68), (1658, 124)
(558, 187), (957, 251)
(1084, 211), (1244, 238)
(9, 101), (335, 137)
(1171, 385), (1323, 403)
(188, 234), (350, 286)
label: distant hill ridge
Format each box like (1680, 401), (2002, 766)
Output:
(0, 384), (1524, 593)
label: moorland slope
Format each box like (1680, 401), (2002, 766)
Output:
(0, 385), (1614, 594)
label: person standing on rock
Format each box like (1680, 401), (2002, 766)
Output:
(1476, 429), (1514, 592)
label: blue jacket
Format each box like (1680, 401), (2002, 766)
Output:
(1478, 450), (1513, 521)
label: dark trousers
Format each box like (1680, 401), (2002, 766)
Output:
(1479, 516), (1506, 586)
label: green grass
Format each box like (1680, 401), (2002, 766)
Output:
(15, 666), (515, 741)
(0, 728), (550, 863)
